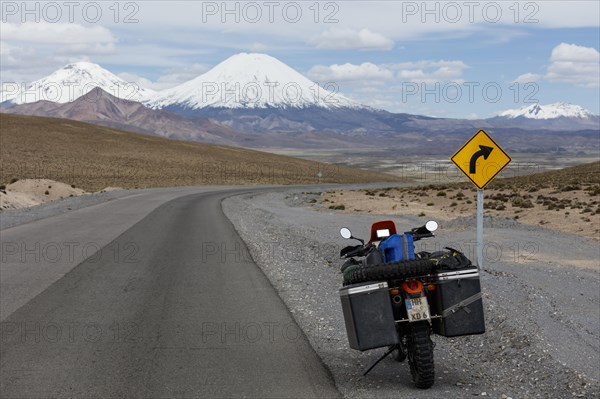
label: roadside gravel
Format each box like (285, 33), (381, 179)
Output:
(223, 190), (599, 399)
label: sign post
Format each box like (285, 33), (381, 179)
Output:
(451, 129), (511, 268)
(477, 189), (484, 269)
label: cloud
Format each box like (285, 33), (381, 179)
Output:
(0, 41), (36, 68)
(307, 62), (393, 83)
(249, 42), (268, 52)
(1, 22), (116, 46)
(394, 60), (469, 84)
(0, 22), (118, 82)
(119, 63), (211, 90)
(117, 72), (156, 91)
(309, 28), (394, 51)
(545, 43), (600, 88)
(512, 73), (541, 84)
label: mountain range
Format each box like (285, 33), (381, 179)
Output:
(1, 54), (599, 153)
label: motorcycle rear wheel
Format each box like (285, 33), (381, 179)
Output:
(407, 321), (435, 389)
(343, 259), (435, 285)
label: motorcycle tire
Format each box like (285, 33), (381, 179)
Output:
(407, 321), (435, 389)
(343, 259), (435, 285)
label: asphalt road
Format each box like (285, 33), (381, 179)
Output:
(0, 189), (341, 398)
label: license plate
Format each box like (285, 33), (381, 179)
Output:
(405, 296), (431, 322)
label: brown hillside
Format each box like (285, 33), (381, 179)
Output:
(0, 114), (399, 191)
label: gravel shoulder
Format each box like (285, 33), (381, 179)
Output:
(222, 190), (599, 399)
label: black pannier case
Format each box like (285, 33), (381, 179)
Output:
(430, 268), (486, 337)
(339, 281), (399, 351)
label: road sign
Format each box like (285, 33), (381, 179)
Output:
(451, 129), (512, 190)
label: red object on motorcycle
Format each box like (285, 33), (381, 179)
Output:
(401, 280), (423, 295)
(369, 220), (397, 243)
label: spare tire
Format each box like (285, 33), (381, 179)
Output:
(344, 258), (436, 285)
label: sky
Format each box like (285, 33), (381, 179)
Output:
(1, 0), (599, 118)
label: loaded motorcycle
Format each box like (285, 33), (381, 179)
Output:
(338, 220), (485, 389)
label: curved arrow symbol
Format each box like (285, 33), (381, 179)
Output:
(469, 145), (494, 174)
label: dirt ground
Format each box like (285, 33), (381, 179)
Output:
(320, 184), (600, 241)
(0, 179), (87, 210)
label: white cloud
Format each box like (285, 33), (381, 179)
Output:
(117, 72), (156, 90)
(309, 28), (394, 51)
(307, 62), (393, 83)
(0, 41), (36, 68)
(513, 73), (541, 84)
(545, 43), (600, 88)
(0, 22), (118, 82)
(394, 60), (469, 84)
(1, 22), (116, 46)
(249, 42), (268, 52)
(119, 63), (211, 90)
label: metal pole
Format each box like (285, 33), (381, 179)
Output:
(477, 189), (484, 268)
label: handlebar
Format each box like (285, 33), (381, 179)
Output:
(340, 223), (436, 259)
(340, 243), (374, 258)
(407, 225), (435, 241)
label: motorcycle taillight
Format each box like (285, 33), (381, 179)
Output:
(401, 280), (423, 294)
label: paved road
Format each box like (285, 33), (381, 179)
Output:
(0, 189), (340, 398)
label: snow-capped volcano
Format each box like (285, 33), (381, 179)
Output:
(145, 53), (361, 110)
(498, 103), (596, 120)
(1, 62), (154, 104)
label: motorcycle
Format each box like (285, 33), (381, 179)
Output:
(338, 220), (485, 389)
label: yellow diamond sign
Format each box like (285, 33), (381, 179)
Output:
(451, 129), (511, 189)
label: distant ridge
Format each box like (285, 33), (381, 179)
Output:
(498, 103), (597, 120)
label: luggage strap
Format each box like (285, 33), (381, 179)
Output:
(442, 292), (483, 318)
(402, 235), (409, 261)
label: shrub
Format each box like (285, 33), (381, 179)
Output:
(586, 186), (600, 196)
(418, 212), (426, 217)
(560, 184), (581, 192)
(9, 178), (18, 184)
(44, 190), (49, 195)
(513, 198), (534, 208)
(436, 191), (446, 197)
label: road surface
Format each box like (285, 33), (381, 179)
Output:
(0, 188), (340, 398)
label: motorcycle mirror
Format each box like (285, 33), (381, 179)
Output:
(340, 227), (352, 239)
(425, 220), (438, 232)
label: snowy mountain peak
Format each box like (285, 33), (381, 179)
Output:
(2, 62), (154, 104)
(499, 103), (596, 119)
(145, 52), (362, 110)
